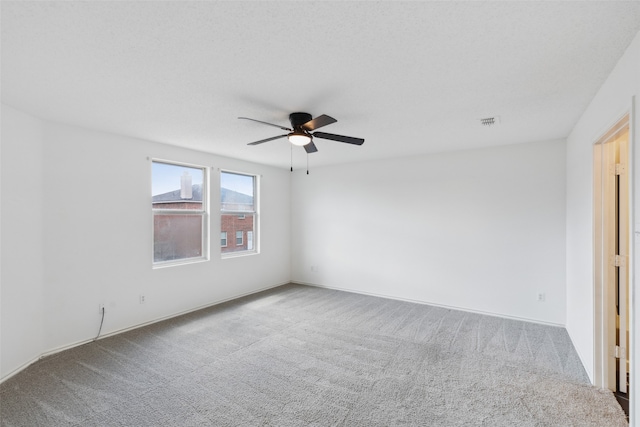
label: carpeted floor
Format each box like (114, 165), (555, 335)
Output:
(0, 283), (628, 426)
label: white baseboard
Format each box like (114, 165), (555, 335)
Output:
(0, 281), (289, 384)
(295, 281), (566, 328)
(2, 280), (568, 385)
(565, 325), (594, 385)
(0, 355), (42, 384)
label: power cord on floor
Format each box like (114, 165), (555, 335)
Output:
(94, 306), (105, 342)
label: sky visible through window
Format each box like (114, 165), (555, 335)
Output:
(152, 162), (203, 196)
(152, 163), (254, 198)
(221, 172), (254, 196)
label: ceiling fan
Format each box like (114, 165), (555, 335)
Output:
(238, 112), (364, 153)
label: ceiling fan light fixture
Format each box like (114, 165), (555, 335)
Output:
(288, 132), (312, 146)
(241, 112), (364, 151)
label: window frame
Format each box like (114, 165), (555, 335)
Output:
(220, 170), (259, 258)
(151, 159), (209, 268)
(247, 230), (254, 251)
(236, 230), (243, 246)
(221, 231), (228, 248)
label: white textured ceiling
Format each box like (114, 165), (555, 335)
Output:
(2, 1), (640, 169)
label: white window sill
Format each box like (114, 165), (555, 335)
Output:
(152, 256), (209, 269)
(221, 251), (258, 260)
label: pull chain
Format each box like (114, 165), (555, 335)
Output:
(290, 144), (293, 172)
(307, 153), (309, 175)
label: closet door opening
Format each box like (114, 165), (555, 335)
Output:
(594, 114), (630, 416)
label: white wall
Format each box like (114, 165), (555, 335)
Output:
(566, 29), (640, 404)
(1, 105), (291, 379)
(1, 106), (46, 379)
(292, 139), (567, 325)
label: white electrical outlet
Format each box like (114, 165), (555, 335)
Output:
(537, 293), (546, 302)
(311, 265), (320, 273)
(139, 295), (146, 304)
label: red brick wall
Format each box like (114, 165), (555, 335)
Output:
(221, 214), (254, 253)
(152, 201), (255, 257)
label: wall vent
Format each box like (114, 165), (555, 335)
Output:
(480, 116), (500, 127)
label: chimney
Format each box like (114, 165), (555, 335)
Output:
(180, 171), (192, 199)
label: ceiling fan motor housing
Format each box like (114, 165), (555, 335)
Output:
(289, 112), (313, 129)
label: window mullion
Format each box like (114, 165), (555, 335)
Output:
(153, 209), (204, 215)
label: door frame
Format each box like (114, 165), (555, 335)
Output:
(593, 105), (634, 421)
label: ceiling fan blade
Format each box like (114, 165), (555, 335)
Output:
(301, 114), (337, 131)
(304, 141), (318, 153)
(247, 134), (288, 145)
(312, 131), (364, 145)
(238, 117), (292, 131)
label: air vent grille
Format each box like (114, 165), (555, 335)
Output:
(480, 116), (500, 126)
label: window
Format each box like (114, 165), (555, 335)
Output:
(221, 171), (257, 255)
(247, 231), (254, 250)
(152, 161), (207, 265)
(221, 232), (228, 247)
